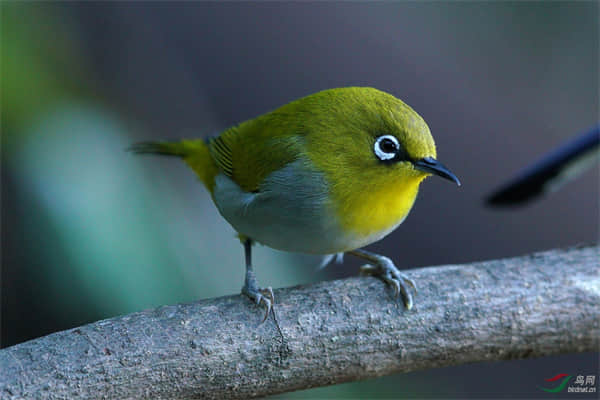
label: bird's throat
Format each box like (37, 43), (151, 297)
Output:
(334, 175), (425, 239)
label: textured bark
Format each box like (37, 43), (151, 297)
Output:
(1, 246), (599, 399)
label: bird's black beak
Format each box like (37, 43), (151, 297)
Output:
(413, 157), (461, 186)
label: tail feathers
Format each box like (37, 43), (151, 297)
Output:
(128, 141), (188, 157)
(129, 139), (218, 192)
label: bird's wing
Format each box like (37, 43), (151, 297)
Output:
(208, 116), (303, 193)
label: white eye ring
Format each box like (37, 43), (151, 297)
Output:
(374, 135), (400, 161)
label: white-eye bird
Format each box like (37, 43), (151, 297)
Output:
(130, 87), (460, 320)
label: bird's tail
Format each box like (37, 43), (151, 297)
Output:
(128, 139), (219, 192)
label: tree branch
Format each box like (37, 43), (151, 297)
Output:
(2, 246), (599, 399)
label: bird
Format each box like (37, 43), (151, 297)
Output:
(130, 87), (460, 321)
(486, 124), (599, 206)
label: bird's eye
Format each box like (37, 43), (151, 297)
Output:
(374, 135), (400, 161)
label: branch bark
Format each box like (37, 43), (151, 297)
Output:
(2, 246), (599, 399)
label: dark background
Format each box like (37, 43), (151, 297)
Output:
(2, 2), (598, 398)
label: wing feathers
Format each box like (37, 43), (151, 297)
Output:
(209, 136), (234, 177)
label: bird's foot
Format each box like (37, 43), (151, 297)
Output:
(358, 255), (417, 310)
(242, 283), (274, 324)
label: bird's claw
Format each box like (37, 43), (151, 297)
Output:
(259, 287), (275, 323)
(360, 261), (417, 310)
(243, 286), (274, 324)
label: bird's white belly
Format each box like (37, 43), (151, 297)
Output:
(212, 159), (387, 254)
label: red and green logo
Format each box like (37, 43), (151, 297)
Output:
(539, 373), (573, 393)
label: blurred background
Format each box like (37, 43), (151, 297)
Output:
(2, 2), (598, 398)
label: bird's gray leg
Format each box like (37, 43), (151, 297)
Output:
(347, 249), (417, 310)
(241, 238), (274, 323)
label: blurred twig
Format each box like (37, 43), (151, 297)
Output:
(1, 246), (599, 399)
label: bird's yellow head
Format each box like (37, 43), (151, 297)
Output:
(294, 87), (460, 240)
